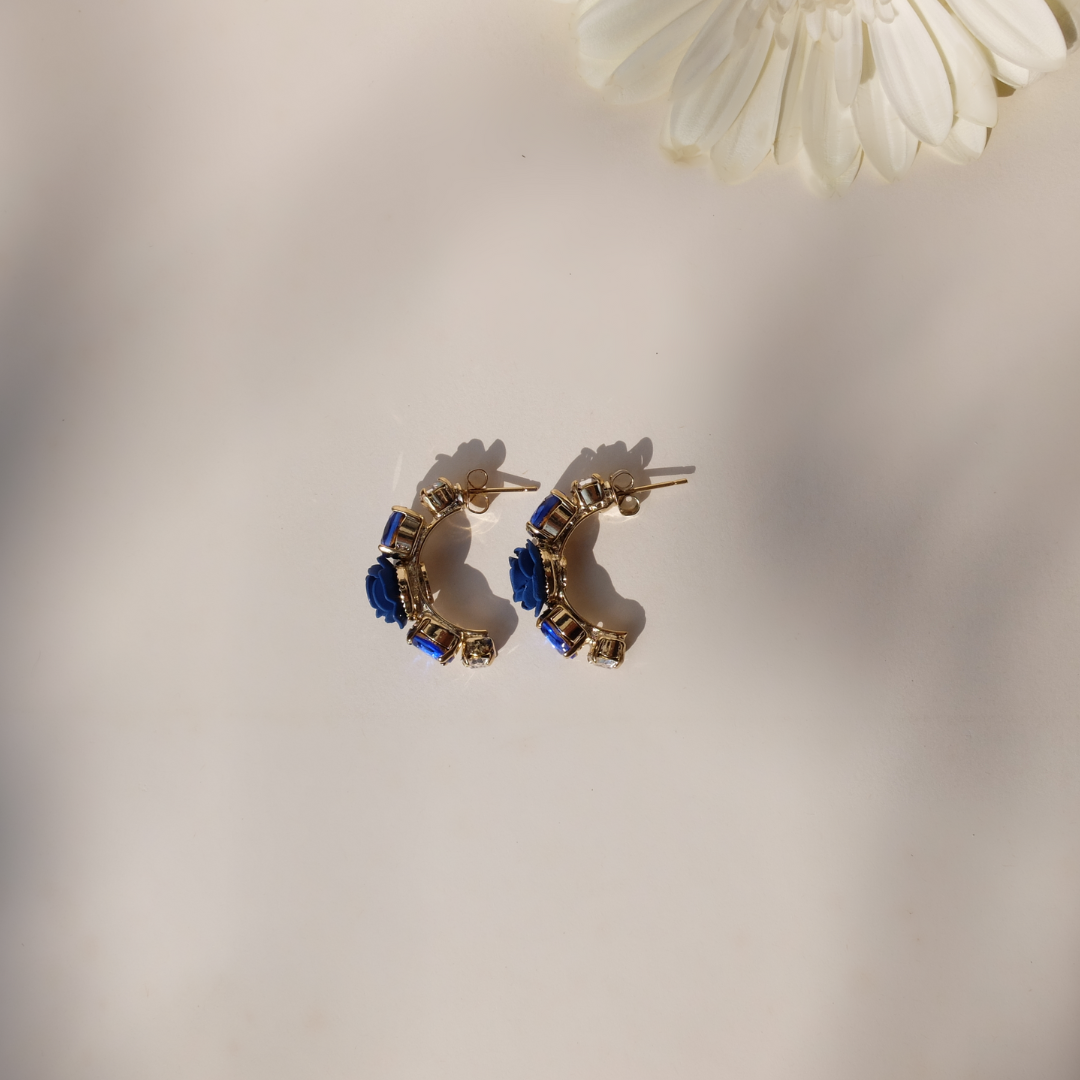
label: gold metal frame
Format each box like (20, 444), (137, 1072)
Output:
(378, 469), (537, 668)
(525, 471), (688, 669)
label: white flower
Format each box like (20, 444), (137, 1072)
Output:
(558, 0), (1076, 190)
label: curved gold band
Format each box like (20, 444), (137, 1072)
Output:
(524, 471), (687, 669)
(378, 475), (537, 667)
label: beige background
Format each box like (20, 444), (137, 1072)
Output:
(2, 1), (1080, 1077)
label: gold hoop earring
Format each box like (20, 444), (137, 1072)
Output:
(509, 471), (688, 669)
(368, 470), (537, 667)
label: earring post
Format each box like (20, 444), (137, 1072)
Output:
(629, 478), (688, 492)
(473, 484), (539, 494)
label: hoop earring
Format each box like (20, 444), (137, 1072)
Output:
(368, 469), (537, 667)
(509, 470), (688, 669)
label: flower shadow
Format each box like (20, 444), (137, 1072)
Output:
(552, 440), (696, 650)
(408, 439), (539, 651)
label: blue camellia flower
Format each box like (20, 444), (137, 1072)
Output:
(366, 555), (406, 627)
(509, 541), (546, 615)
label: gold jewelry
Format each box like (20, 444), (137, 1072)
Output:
(368, 470), (537, 667)
(510, 471), (688, 669)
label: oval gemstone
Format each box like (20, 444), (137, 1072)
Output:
(381, 511), (405, 548)
(529, 494), (562, 529)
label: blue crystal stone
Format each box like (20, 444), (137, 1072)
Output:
(530, 494), (562, 529)
(412, 633), (451, 661)
(539, 618), (573, 655)
(381, 510), (405, 548)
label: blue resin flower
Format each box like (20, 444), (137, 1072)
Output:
(509, 542), (546, 615)
(366, 555), (406, 627)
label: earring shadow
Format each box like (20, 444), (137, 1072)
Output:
(409, 439), (540, 651)
(552, 440), (697, 651)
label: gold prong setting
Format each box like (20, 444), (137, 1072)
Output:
(368, 472), (537, 668)
(516, 471), (688, 669)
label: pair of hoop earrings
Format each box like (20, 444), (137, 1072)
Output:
(366, 467), (688, 669)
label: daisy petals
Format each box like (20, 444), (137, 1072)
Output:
(608, 0), (720, 101)
(853, 68), (919, 180)
(910, 0), (997, 126)
(934, 116), (989, 162)
(562, 0), (1073, 189)
(669, 20), (772, 149)
(868, 0), (954, 145)
(671, 0), (747, 96)
(801, 36), (861, 183)
(833, 9), (864, 106)
(986, 51), (1038, 86)
(712, 37), (793, 181)
(774, 20), (810, 165)
(947, 0), (1066, 72)
(576, 0), (710, 62)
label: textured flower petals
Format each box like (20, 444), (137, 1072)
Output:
(509, 559), (529, 593)
(934, 116), (988, 162)
(775, 21), (810, 165)
(910, 0), (997, 126)
(853, 69), (919, 179)
(867, 0), (954, 145)
(576, 0), (709, 62)
(560, 0), (1073, 189)
(366, 556), (406, 627)
(713, 37), (793, 181)
(609, 0), (720, 101)
(671, 0), (746, 96)
(669, 20), (772, 150)
(947, 0), (1065, 72)
(802, 37), (862, 185)
(509, 543), (547, 615)
(798, 142), (862, 194)
(833, 9), (863, 106)
(987, 51), (1038, 86)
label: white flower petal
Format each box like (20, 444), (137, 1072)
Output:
(669, 19), (773, 149)
(775, 20), (811, 164)
(608, 0), (722, 101)
(853, 67), (919, 179)
(798, 143), (863, 193)
(934, 116), (989, 162)
(910, 0), (997, 126)
(576, 0), (711, 63)
(671, 0), (747, 95)
(986, 50), (1038, 85)
(802, 36), (862, 182)
(833, 9), (864, 106)
(712, 37), (794, 181)
(946, 0), (1066, 72)
(559, 0), (1074, 189)
(868, 0), (954, 144)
